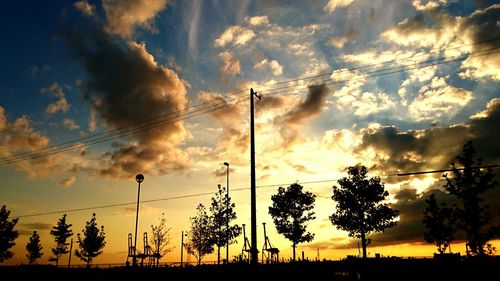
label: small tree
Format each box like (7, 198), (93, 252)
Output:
(330, 165), (399, 258)
(0, 205), (19, 263)
(150, 213), (173, 267)
(209, 185), (241, 264)
(268, 183), (316, 261)
(443, 141), (500, 256)
(423, 194), (457, 254)
(50, 214), (73, 266)
(75, 213), (106, 267)
(26, 231), (43, 264)
(185, 204), (214, 265)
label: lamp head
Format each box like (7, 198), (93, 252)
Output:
(135, 174), (144, 183)
(223, 162), (229, 166)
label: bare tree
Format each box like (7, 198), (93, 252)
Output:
(150, 213), (173, 266)
(269, 183), (316, 261)
(185, 204), (214, 265)
(330, 165), (399, 258)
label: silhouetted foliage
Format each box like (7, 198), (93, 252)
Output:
(423, 194), (457, 254)
(443, 141), (500, 256)
(209, 184), (242, 264)
(150, 213), (173, 267)
(269, 183), (316, 261)
(330, 165), (399, 258)
(26, 231), (43, 265)
(75, 213), (105, 267)
(50, 214), (73, 266)
(185, 204), (214, 265)
(0, 205), (18, 263)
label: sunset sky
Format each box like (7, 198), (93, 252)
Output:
(1, 0), (499, 265)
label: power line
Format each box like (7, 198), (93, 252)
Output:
(2, 41), (499, 166)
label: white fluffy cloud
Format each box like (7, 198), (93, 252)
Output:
(246, 16), (269, 26)
(219, 51), (241, 77)
(214, 25), (256, 48)
(324, 0), (354, 14)
(103, 0), (169, 38)
(254, 58), (283, 76)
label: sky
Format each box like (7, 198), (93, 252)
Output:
(1, 0), (499, 265)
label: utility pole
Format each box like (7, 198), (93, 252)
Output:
(180, 230), (185, 267)
(68, 238), (73, 268)
(250, 88), (260, 265)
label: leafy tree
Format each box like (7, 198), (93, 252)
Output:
(443, 141), (500, 256)
(26, 231), (43, 264)
(150, 213), (173, 267)
(423, 194), (457, 254)
(330, 165), (399, 258)
(209, 185), (242, 264)
(185, 204), (214, 265)
(0, 205), (19, 263)
(50, 214), (73, 266)
(268, 183), (316, 261)
(75, 213), (106, 267)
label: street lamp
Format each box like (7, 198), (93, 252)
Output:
(180, 231), (188, 267)
(133, 174), (144, 267)
(223, 162), (230, 264)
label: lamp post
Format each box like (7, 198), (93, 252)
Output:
(133, 174), (144, 267)
(223, 162), (230, 264)
(180, 231), (187, 267)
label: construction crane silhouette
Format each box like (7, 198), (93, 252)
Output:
(127, 232), (158, 267)
(241, 224), (252, 263)
(261, 223), (279, 264)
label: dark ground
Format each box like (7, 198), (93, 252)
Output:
(1, 257), (498, 281)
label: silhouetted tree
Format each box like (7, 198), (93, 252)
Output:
(26, 231), (43, 265)
(269, 183), (316, 261)
(0, 205), (18, 263)
(423, 194), (457, 254)
(443, 141), (500, 256)
(185, 204), (214, 265)
(330, 165), (399, 258)
(75, 213), (105, 267)
(209, 184), (242, 264)
(150, 213), (173, 267)
(50, 214), (73, 267)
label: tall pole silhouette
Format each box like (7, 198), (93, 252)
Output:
(250, 88), (260, 264)
(224, 162), (230, 264)
(180, 230), (185, 267)
(133, 174), (144, 267)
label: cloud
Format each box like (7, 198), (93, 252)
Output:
(186, 0), (202, 56)
(458, 4), (500, 80)
(214, 25), (255, 48)
(219, 51), (241, 77)
(324, 0), (354, 14)
(19, 223), (52, 230)
(255, 95), (287, 113)
(408, 77), (472, 121)
(328, 26), (359, 49)
(246, 15), (269, 26)
(59, 176), (76, 188)
(63, 118), (80, 130)
(254, 59), (283, 76)
(64, 28), (189, 177)
(198, 91), (248, 152)
(74, 0), (96, 17)
(355, 98), (500, 178)
(41, 83), (70, 115)
(412, 0), (447, 11)
(103, 0), (169, 38)
(0, 110), (49, 152)
(276, 85), (329, 149)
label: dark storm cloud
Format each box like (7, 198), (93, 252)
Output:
(356, 98), (500, 179)
(255, 95), (287, 113)
(276, 84), (329, 149)
(64, 28), (189, 177)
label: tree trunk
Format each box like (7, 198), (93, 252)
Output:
(361, 233), (367, 259)
(86, 258), (90, 268)
(217, 245), (221, 265)
(292, 242), (296, 262)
